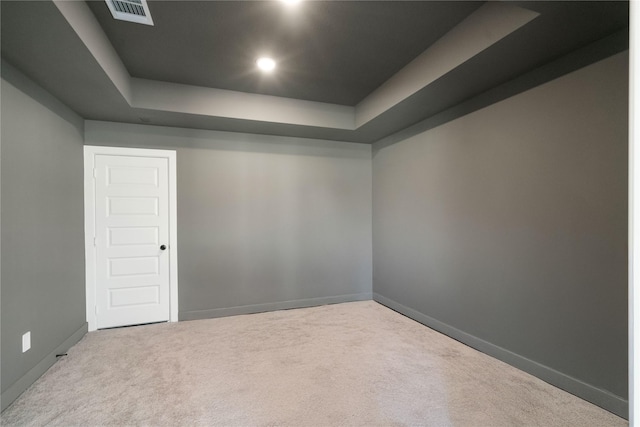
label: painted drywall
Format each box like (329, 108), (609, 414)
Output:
(53, 0), (132, 103)
(85, 121), (372, 319)
(355, 2), (538, 127)
(53, 1), (356, 131)
(1, 61), (87, 410)
(132, 78), (355, 130)
(372, 52), (628, 416)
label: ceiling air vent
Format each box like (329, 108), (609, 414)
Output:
(105, 0), (154, 26)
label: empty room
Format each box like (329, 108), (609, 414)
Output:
(0, 0), (633, 425)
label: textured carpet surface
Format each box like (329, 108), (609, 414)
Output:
(1, 301), (627, 426)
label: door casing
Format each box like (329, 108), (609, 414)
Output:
(84, 145), (178, 331)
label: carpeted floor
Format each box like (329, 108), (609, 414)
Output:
(1, 301), (627, 426)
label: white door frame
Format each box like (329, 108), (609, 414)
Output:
(84, 145), (178, 331)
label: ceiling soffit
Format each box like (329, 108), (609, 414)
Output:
(87, 1), (484, 106)
(53, 1), (538, 134)
(1, 1), (629, 143)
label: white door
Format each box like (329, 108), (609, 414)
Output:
(85, 147), (177, 330)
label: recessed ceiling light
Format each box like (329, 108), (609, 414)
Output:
(257, 57), (276, 72)
(281, 0), (301, 4)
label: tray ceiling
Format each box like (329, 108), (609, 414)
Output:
(0, 1), (629, 143)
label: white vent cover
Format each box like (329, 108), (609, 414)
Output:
(105, 0), (154, 26)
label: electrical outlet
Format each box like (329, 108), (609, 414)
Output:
(22, 331), (31, 353)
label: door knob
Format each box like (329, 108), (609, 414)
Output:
(160, 245), (167, 250)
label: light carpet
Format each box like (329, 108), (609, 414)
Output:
(1, 301), (627, 426)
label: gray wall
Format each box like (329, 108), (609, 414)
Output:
(1, 62), (87, 410)
(85, 122), (372, 319)
(372, 52), (628, 416)
(1, 35), (627, 419)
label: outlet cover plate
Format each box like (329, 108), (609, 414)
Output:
(22, 331), (31, 353)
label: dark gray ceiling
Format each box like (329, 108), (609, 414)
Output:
(86, 1), (482, 106)
(0, 1), (630, 144)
